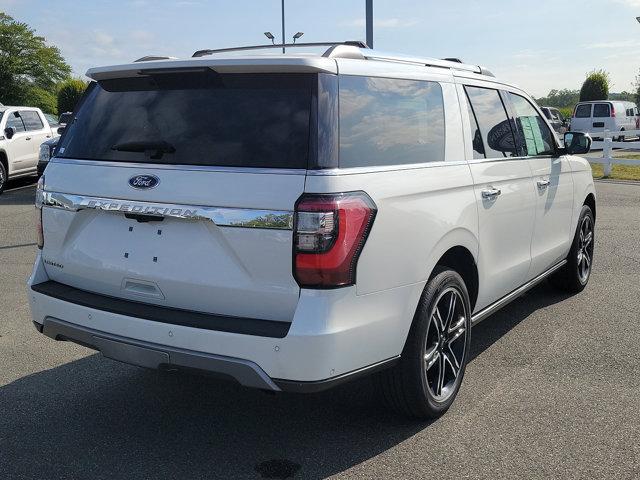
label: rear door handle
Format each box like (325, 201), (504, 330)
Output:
(25, 137), (32, 141)
(481, 187), (502, 199)
(537, 179), (550, 189)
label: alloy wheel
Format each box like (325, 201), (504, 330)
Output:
(577, 215), (594, 284)
(423, 287), (468, 402)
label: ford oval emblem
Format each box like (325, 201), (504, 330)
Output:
(129, 174), (160, 190)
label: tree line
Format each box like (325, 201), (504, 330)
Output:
(0, 12), (86, 115)
(536, 69), (639, 118)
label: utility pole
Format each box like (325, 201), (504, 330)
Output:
(282, 0), (286, 53)
(366, 0), (373, 48)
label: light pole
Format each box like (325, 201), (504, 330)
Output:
(366, 0), (373, 48)
(293, 32), (304, 43)
(264, 32), (275, 45)
(281, 0), (285, 53)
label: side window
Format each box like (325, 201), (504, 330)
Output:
(20, 111), (44, 131)
(508, 92), (555, 156)
(339, 76), (445, 167)
(6, 112), (26, 132)
(575, 104), (592, 118)
(465, 86), (517, 158)
(593, 103), (610, 118)
(465, 94), (485, 159)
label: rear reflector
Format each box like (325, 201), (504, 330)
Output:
(293, 192), (377, 288)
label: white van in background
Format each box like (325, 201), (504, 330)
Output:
(571, 100), (639, 140)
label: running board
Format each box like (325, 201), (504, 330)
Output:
(471, 260), (567, 326)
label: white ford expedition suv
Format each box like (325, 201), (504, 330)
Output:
(0, 106), (55, 193)
(28, 43), (596, 418)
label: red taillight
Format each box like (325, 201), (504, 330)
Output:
(293, 192), (377, 288)
(611, 105), (616, 118)
(35, 176), (44, 249)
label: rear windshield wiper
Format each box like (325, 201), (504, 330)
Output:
(111, 140), (176, 159)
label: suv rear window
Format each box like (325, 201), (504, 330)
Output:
(593, 103), (610, 118)
(57, 72), (314, 169)
(575, 104), (592, 118)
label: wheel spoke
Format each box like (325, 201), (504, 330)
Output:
(425, 346), (439, 370)
(433, 308), (444, 333)
(443, 350), (459, 380)
(583, 231), (593, 248)
(444, 291), (457, 331)
(448, 315), (465, 335)
(436, 354), (445, 396)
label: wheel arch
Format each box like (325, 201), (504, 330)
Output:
(584, 192), (596, 220)
(0, 150), (7, 176)
(424, 228), (480, 312)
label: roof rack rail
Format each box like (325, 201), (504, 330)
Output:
(192, 40), (368, 58)
(327, 46), (496, 77)
(134, 55), (178, 62)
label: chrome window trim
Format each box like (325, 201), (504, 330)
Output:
(39, 191), (293, 230)
(49, 158), (307, 176)
(306, 160), (468, 176)
(467, 154), (556, 165)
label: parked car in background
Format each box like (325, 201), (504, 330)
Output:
(540, 106), (568, 135)
(571, 100), (638, 140)
(43, 113), (60, 130)
(37, 112), (72, 176)
(0, 106), (55, 193)
(38, 136), (59, 177)
(29, 44), (596, 419)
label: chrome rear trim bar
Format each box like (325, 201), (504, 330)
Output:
(39, 191), (293, 230)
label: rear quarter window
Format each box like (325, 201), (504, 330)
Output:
(338, 76), (445, 168)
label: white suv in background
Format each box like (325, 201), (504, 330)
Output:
(0, 107), (55, 193)
(28, 43), (596, 419)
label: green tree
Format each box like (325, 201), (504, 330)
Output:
(579, 69), (610, 102)
(536, 89), (580, 109)
(24, 86), (57, 114)
(57, 78), (88, 113)
(0, 12), (71, 107)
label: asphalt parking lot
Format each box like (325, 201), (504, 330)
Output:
(1, 179), (639, 479)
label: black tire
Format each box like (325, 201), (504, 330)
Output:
(0, 161), (7, 195)
(550, 205), (594, 293)
(375, 266), (472, 419)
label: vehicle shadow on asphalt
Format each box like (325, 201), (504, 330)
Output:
(0, 282), (571, 479)
(0, 178), (37, 205)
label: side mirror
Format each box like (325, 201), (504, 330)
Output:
(4, 127), (14, 139)
(58, 112), (73, 125)
(564, 131), (592, 155)
(56, 126), (66, 135)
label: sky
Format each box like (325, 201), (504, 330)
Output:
(2, 0), (640, 97)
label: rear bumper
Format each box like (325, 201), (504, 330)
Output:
(27, 253), (422, 390)
(34, 317), (281, 390)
